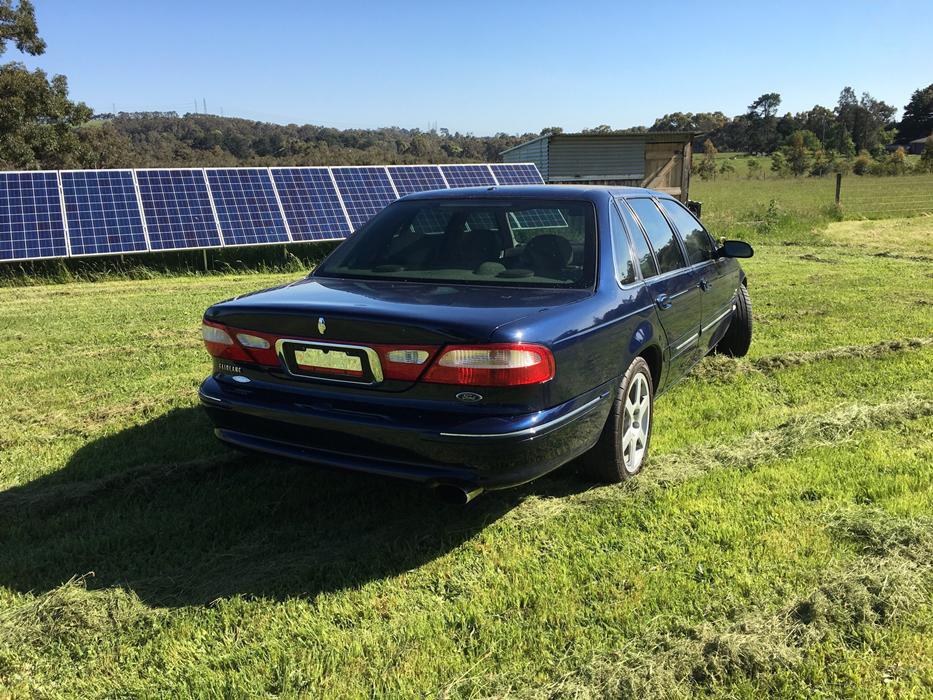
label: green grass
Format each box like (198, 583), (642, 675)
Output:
(0, 218), (931, 697)
(691, 170), (933, 244)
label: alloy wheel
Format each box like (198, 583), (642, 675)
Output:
(621, 373), (650, 473)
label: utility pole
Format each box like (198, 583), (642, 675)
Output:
(194, 99), (198, 114)
(203, 98), (207, 115)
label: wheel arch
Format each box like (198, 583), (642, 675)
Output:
(636, 343), (663, 392)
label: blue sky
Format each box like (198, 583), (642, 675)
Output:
(13, 0), (931, 134)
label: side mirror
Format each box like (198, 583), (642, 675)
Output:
(717, 240), (754, 259)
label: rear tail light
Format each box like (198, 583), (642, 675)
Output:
(235, 333), (271, 349)
(201, 324), (554, 387)
(376, 345), (436, 381)
(202, 320), (278, 366)
(422, 343), (555, 386)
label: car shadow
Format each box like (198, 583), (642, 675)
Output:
(0, 407), (588, 607)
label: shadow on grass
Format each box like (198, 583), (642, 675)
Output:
(0, 408), (586, 607)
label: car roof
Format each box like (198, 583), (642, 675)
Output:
(398, 184), (673, 203)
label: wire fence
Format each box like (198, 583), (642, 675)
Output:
(837, 173), (933, 217)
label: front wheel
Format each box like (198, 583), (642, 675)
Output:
(580, 356), (654, 483)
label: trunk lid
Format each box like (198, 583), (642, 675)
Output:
(205, 276), (591, 345)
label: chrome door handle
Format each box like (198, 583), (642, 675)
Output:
(655, 294), (672, 310)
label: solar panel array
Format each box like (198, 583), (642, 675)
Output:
(0, 163), (543, 261)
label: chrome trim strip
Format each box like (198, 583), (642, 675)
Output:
(701, 306), (734, 333)
(675, 332), (699, 351)
(439, 393), (607, 439)
(199, 390), (223, 403)
(274, 338), (384, 384)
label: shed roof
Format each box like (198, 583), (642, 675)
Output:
(500, 131), (700, 155)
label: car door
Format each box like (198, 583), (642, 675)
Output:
(622, 197), (702, 381)
(657, 198), (741, 353)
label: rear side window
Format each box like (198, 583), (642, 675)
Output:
(627, 198), (687, 274)
(659, 199), (715, 265)
(616, 199), (659, 279)
(609, 201), (637, 284)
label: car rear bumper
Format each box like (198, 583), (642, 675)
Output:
(198, 376), (612, 489)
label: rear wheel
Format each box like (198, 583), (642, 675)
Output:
(580, 356), (653, 483)
(716, 283), (752, 358)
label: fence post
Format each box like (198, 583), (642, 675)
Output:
(835, 173), (842, 206)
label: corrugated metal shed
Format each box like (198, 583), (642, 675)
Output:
(501, 132), (698, 201)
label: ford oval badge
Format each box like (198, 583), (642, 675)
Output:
(456, 391), (483, 403)
(318, 316), (326, 335)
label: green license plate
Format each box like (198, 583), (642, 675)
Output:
(293, 347), (364, 376)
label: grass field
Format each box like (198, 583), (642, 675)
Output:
(0, 215), (932, 696)
(690, 172), (933, 243)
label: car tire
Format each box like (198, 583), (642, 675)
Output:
(580, 356), (653, 483)
(716, 283), (752, 358)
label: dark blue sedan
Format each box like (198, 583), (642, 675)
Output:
(199, 186), (753, 503)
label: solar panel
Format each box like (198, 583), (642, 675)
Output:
(440, 164), (496, 188)
(271, 168), (351, 241)
(0, 163), (546, 261)
(491, 163), (545, 185)
(61, 170), (147, 256)
(387, 165), (448, 197)
(509, 209), (568, 229)
(136, 169), (221, 250)
(205, 169), (289, 246)
(0, 172), (68, 261)
(331, 167), (397, 230)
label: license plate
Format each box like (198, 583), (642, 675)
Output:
(293, 347), (363, 376)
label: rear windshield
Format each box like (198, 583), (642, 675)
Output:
(315, 198), (597, 289)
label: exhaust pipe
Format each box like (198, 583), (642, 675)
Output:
(434, 484), (484, 505)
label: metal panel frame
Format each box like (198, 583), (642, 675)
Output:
(134, 168), (226, 252)
(269, 166), (353, 243)
(59, 168), (149, 258)
(0, 170), (71, 262)
(203, 167), (291, 250)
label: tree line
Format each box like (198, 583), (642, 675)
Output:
(1, 2), (931, 173)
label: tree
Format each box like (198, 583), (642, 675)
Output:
(770, 151), (789, 177)
(696, 139), (718, 180)
(835, 87), (897, 154)
(880, 146), (910, 176)
(748, 93), (782, 119)
(784, 131), (811, 176)
(898, 83), (933, 142)
(852, 150), (872, 176)
(919, 136), (933, 173)
(0, 1), (93, 169)
(746, 157), (762, 179)
(0, 63), (92, 168)
(0, 0), (44, 56)
(539, 126), (563, 136)
(745, 92), (782, 153)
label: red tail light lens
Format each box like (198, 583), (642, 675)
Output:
(202, 320), (278, 366)
(422, 344), (555, 386)
(374, 345), (437, 381)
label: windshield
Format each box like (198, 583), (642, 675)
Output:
(315, 198), (597, 289)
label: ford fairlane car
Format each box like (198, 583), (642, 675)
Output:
(199, 186), (753, 503)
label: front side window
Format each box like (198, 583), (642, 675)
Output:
(609, 200), (637, 285)
(659, 199), (715, 265)
(616, 199), (659, 279)
(626, 198), (687, 275)
(316, 198), (596, 289)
